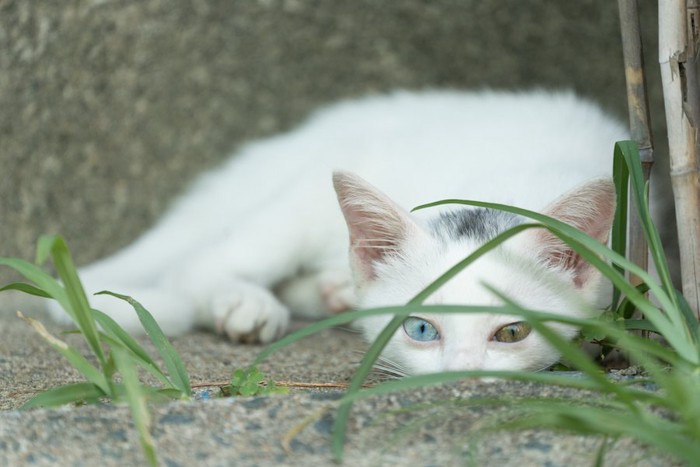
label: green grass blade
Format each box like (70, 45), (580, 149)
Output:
(112, 348), (158, 467)
(96, 331), (174, 389)
(593, 437), (611, 467)
(623, 319), (660, 333)
(674, 288), (700, 336)
(331, 312), (405, 461)
(21, 383), (105, 409)
(614, 142), (695, 348)
(91, 309), (170, 380)
(97, 291), (191, 396)
(615, 283), (651, 319)
(0, 257), (69, 310)
(18, 312), (110, 394)
(39, 235), (106, 366)
(505, 306), (684, 387)
(155, 388), (191, 400)
(554, 237), (692, 359)
(611, 145), (630, 307)
(614, 142), (677, 306)
(0, 282), (51, 298)
(35, 235), (57, 265)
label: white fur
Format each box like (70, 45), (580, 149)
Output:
(46, 90), (628, 373)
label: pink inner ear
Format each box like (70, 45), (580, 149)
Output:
(346, 211), (403, 280)
(333, 171), (421, 284)
(535, 178), (616, 288)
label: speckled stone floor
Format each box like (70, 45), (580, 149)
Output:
(0, 292), (682, 466)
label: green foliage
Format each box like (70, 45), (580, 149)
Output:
(254, 141), (700, 464)
(1, 236), (192, 466)
(223, 366), (288, 397)
(1, 235), (290, 465)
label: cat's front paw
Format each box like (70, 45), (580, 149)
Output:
(209, 283), (290, 344)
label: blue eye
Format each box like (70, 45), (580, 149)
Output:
(403, 317), (439, 342)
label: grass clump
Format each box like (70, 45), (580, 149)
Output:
(0, 236), (193, 466)
(1, 235), (287, 465)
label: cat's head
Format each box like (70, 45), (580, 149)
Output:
(333, 171), (616, 376)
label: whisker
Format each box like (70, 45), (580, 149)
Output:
(376, 356), (410, 379)
(348, 350), (411, 379)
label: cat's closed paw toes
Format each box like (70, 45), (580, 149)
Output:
(318, 270), (356, 313)
(210, 284), (290, 344)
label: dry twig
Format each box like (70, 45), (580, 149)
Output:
(659, 0), (700, 316)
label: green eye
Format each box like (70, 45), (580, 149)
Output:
(493, 322), (532, 343)
(403, 317), (439, 342)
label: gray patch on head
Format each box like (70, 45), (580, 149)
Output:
(430, 208), (522, 242)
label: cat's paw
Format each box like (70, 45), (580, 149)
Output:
(209, 283), (290, 344)
(318, 270), (356, 313)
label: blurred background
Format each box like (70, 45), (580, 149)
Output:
(0, 1), (673, 283)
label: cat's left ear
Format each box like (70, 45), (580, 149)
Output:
(523, 178), (616, 288)
(333, 171), (429, 287)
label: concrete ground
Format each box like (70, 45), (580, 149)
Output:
(0, 293), (683, 466)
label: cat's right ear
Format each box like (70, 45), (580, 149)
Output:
(333, 171), (428, 287)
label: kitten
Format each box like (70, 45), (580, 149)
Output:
(46, 90), (626, 374)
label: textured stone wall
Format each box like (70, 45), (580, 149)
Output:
(0, 1), (667, 281)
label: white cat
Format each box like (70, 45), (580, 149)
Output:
(47, 90), (626, 375)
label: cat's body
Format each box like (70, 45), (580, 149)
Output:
(47, 90), (627, 374)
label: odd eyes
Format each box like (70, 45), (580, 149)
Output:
(402, 319), (531, 343)
(492, 322), (532, 343)
(403, 317), (439, 342)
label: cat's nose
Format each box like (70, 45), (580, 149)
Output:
(442, 350), (485, 372)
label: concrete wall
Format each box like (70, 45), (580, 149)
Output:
(0, 1), (668, 282)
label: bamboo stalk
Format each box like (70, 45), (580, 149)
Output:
(618, 0), (654, 287)
(659, 0), (700, 317)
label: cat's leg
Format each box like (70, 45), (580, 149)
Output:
(276, 267), (356, 318)
(46, 282), (197, 336)
(45, 262), (287, 343)
(169, 196), (336, 343)
(171, 248), (292, 343)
